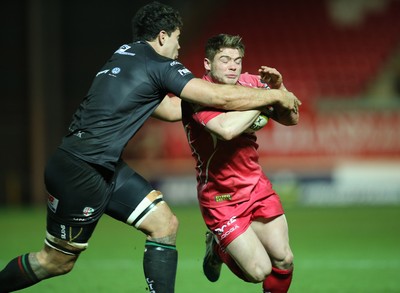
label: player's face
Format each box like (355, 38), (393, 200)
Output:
(206, 48), (243, 85)
(163, 29), (181, 59)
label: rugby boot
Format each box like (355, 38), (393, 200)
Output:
(203, 231), (222, 282)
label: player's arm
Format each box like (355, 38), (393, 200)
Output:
(263, 86), (299, 126)
(204, 110), (261, 141)
(258, 66), (300, 125)
(180, 78), (300, 113)
(151, 95), (181, 122)
(267, 105), (299, 126)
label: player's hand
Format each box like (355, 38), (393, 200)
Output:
(279, 90), (301, 114)
(267, 102), (300, 126)
(259, 66), (283, 89)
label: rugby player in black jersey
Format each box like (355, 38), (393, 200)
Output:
(0, 1), (300, 292)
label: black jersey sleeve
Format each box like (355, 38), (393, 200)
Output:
(160, 60), (195, 96)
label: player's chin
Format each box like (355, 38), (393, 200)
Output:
(224, 78), (238, 85)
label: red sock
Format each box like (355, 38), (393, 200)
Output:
(263, 266), (293, 293)
(215, 244), (249, 282)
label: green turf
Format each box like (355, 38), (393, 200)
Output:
(1, 205), (399, 292)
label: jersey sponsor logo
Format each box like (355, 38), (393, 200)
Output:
(73, 130), (85, 138)
(60, 224), (67, 239)
(96, 67), (121, 78)
(111, 67), (121, 75)
(215, 193), (232, 202)
(114, 44), (136, 56)
(220, 224), (239, 240)
(96, 69), (109, 77)
(178, 68), (191, 76)
(170, 60), (182, 66)
(214, 216), (237, 237)
(146, 278), (156, 293)
(108, 67), (121, 77)
(47, 194), (59, 213)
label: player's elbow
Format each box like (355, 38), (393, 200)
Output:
(219, 131), (235, 141)
(213, 128), (239, 141)
(289, 113), (300, 125)
(278, 112), (299, 126)
(285, 118), (299, 126)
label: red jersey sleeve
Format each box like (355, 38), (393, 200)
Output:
(192, 108), (224, 126)
(237, 72), (270, 88)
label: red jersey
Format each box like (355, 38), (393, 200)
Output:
(181, 73), (274, 208)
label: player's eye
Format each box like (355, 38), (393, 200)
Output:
(219, 57), (230, 63)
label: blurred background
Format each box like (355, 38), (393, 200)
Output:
(1, 0), (400, 207)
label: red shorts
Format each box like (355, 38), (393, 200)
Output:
(200, 192), (284, 250)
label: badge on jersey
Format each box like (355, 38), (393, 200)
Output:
(47, 194), (59, 213)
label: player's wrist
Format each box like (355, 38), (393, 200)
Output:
(263, 88), (281, 105)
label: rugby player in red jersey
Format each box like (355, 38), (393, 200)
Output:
(181, 34), (299, 293)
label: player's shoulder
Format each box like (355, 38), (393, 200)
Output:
(113, 43), (138, 56)
(113, 41), (167, 63)
(238, 72), (267, 88)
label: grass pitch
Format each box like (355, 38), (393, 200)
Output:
(1, 205), (399, 292)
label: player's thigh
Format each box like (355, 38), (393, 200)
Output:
(44, 149), (113, 254)
(252, 214), (292, 261)
(226, 226), (271, 274)
(105, 161), (177, 235)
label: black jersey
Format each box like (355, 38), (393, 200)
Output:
(60, 41), (194, 171)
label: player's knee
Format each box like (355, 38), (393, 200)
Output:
(169, 212), (179, 233)
(243, 259), (272, 283)
(244, 261), (272, 283)
(273, 249), (294, 270)
(137, 196), (179, 243)
(154, 205), (179, 236)
(284, 251), (294, 268)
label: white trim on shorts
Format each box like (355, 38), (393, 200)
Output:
(45, 231), (89, 255)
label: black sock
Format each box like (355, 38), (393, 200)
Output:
(0, 254), (40, 292)
(143, 240), (177, 293)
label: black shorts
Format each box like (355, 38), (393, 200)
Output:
(44, 148), (154, 244)
(105, 160), (154, 224)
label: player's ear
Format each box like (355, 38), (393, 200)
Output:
(204, 58), (211, 71)
(158, 30), (167, 46)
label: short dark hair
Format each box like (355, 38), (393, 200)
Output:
(205, 34), (245, 61)
(132, 1), (183, 41)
